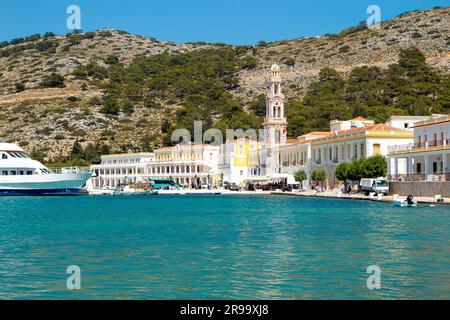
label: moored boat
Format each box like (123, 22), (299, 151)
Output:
(87, 186), (115, 195)
(112, 186), (158, 196)
(393, 195), (418, 207)
(0, 139), (92, 196)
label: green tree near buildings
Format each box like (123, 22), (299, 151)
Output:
(347, 158), (366, 182)
(363, 155), (387, 178)
(335, 156), (387, 184)
(294, 169), (308, 190)
(335, 162), (351, 190)
(311, 169), (326, 189)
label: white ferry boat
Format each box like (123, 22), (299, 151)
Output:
(0, 139), (92, 196)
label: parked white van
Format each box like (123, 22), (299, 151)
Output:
(360, 178), (389, 196)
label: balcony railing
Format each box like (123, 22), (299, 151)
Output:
(389, 139), (450, 154)
(48, 167), (92, 174)
(389, 172), (450, 182)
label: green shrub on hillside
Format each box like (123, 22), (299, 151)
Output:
(15, 82), (25, 92)
(41, 73), (65, 88)
(287, 48), (448, 138)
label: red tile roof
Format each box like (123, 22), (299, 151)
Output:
(335, 124), (403, 135)
(351, 116), (369, 121)
(297, 132), (333, 139)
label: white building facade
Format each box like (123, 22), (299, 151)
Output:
(310, 123), (414, 189)
(90, 153), (155, 188)
(147, 144), (221, 187)
(385, 115), (436, 131)
(388, 114), (450, 181)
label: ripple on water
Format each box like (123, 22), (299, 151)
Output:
(0, 195), (449, 299)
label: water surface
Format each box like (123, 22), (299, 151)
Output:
(0, 195), (448, 299)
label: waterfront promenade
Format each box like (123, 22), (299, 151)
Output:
(223, 189), (450, 205)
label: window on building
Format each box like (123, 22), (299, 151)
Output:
(373, 144), (381, 156)
(275, 130), (281, 144)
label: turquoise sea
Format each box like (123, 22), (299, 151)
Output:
(0, 194), (448, 300)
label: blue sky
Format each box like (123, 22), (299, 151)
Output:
(0, 0), (447, 45)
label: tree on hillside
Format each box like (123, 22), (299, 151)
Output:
(15, 82), (25, 92)
(286, 47), (449, 137)
(248, 94), (266, 117)
(70, 139), (84, 160)
(242, 56), (257, 70)
(101, 97), (121, 115)
(41, 73), (65, 88)
(105, 54), (119, 65)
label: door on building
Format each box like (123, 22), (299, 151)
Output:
(416, 163), (421, 173)
(433, 162), (438, 174)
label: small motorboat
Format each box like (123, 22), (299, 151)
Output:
(157, 189), (187, 195)
(87, 186), (115, 195)
(393, 195), (418, 207)
(113, 186), (152, 196)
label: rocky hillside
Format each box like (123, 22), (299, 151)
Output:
(0, 7), (448, 161)
(237, 7), (450, 100)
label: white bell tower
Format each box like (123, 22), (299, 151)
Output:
(264, 63), (288, 145)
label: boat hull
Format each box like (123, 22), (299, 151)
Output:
(393, 199), (418, 207)
(0, 188), (84, 196)
(0, 172), (92, 196)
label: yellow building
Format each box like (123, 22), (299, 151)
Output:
(219, 138), (259, 185)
